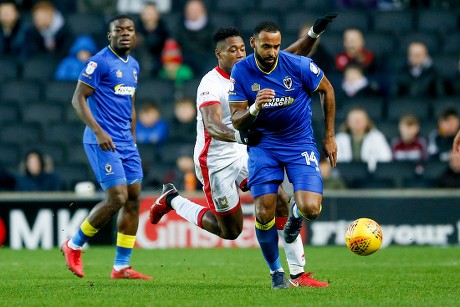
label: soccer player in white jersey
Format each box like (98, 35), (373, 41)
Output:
(150, 14), (336, 289)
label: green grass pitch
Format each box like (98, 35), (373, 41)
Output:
(0, 246), (459, 306)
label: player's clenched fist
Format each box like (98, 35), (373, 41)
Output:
(255, 88), (275, 110)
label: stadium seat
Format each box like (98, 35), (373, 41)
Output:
(397, 32), (440, 56)
(335, 161), (370, 188)
(137, 143), (162, 166)
(378, 120), (401, 142)
(0, 56), (19, 81)
(373, 161), (418, 188)
(386, 98), (430, 121)
(159, 142), (194, 165)
(318, 32), (343, 56)
(21, 56), (59, 82)
(213, 0), (256, 13)
(372, 10), (415, 34)
(64, 144), (89, 165)
(66, 13), (106, 37)
(55, 162), (91, 191)
(259, 0), (299, 12)
(365, 32), (396, 57)
(0, 104), (20, 125)
(22, 103), (64, 126)
(0, 143), (21, 167)
(0, 123), (43, 145)
(338, 97), (385, 123)
(432, 97), (460, 119)
(239, 12), (281, 35)
(1, 80), (42, 104)
(136, 78), (176, 104)
(327, 10), (370, 34)
(161, 12), (181, 37)
(433, 55), (458, 79)
(417, 10), (458, 33)
(209, 12), (237, 28)
(283, 12), (320, 34)
(44, 81), (76, 104)
(420, 160), (448, 186)
(180, 78), (201, 100)
(300, 0), (334, 11)
(441, 32), (460, 55)
(46, 123), (84, 145)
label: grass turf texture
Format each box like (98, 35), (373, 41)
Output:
(0, 246), (459, 306)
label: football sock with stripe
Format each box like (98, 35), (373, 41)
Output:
(113, 233), (136, 271)
(276, 217), (305, 277)
(255, 217), (282, 273)
(68, 218), (99, 250)
(171, 196), (209, 226)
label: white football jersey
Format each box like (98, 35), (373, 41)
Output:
(194, 67), (247, 171)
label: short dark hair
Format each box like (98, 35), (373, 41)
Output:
(253, 21), (280, 37)
(213, 27), (241, 47)
(107, 15), (135, 31)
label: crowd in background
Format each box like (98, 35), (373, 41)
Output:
(0, 0), (460, 192)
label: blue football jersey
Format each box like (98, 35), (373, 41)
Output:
(79, 46), (140, 145)
(229, 50), (323, 146)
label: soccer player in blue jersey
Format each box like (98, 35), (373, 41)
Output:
(61, 15), (151, 280)
(229, 21), (338, 289)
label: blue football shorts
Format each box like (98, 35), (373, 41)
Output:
(83, 143), (143, 190)
(248, 143), (323, 198)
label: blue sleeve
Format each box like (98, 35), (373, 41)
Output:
(300, 57), (324, 92)
(78, 55), (107, 89)
(229, 63), (248, 103)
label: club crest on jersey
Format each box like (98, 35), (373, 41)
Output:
(251, 83), (260, 91)
(310, 62), (320, 76)
(133, 70), (138, 82)
(283, 76), (292, 89)
(105, 163), (113, 175)
(85, 61), (97, 75)
(116, 70), (122, 78)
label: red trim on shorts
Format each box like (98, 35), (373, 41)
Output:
(214, 201), (241, 216)
(239, 178), (248, 191)
(199, 100), (221, 109)
(215, 66), (230, 79)
(197, 207), (211, 229)
(275, 217), (288, 230)
(198, 128), (215, 210)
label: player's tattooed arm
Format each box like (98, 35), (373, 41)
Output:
(284, 12), (337, 56)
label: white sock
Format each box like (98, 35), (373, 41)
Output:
(113, 264), (129, 271)
(171, 195), (204, 226)
(278, 229), (305, 276)
(270, 268), (285, 275)
(68, 239), (83, 250)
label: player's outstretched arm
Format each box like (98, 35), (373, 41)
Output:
(315, 75), (337, 167)
(72, 81), (116, 151)
(284, 12), (337, 56)
(453, 130), (460, 155)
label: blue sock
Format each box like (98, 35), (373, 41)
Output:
(114, 246), (132, 267)
(71, 229), (90, 247)
(255, 218), (282, 272)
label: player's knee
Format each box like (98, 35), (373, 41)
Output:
(220, 227), (242, 240)
(301, 202), (322, 221)
(107, 190), (128, 208)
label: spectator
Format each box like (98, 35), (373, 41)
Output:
(168, 97), (196, 143)
(54, 35), (97, 81)
(135, 102), (169, 145)
(338, 64), (381, 100)
(391, 114), (428, 162)
(175, 152), (199, 192)
(175, 0), (214, 75)
(428, 108), (460, 162)
(0, 1), (26, 56)
(437, 151), (460, 188)
(158, 38), (194, 89)
(320, 155), (347, 190)
(394, 41), (444, 98)
(335, 108), (392, 171)
(298, 23), (334, 74)
(24, 1), (75, 60)
(335, 28), (376, 74)
(135, 2), (169, 76)
(15, 149), (62, 191)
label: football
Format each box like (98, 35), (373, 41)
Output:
(345, 218), (383, 256)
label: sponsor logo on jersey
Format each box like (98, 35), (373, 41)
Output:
(116, 70), (122, 78)
(200, 91), (209, 96)
(310, 62), (320, 76)
(251, 83), (260, 91)
(85, 61), (97, 74)
(283, 76), (292, 89)
(262, 96), (294, 108)
(114, 84), (136, 96)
